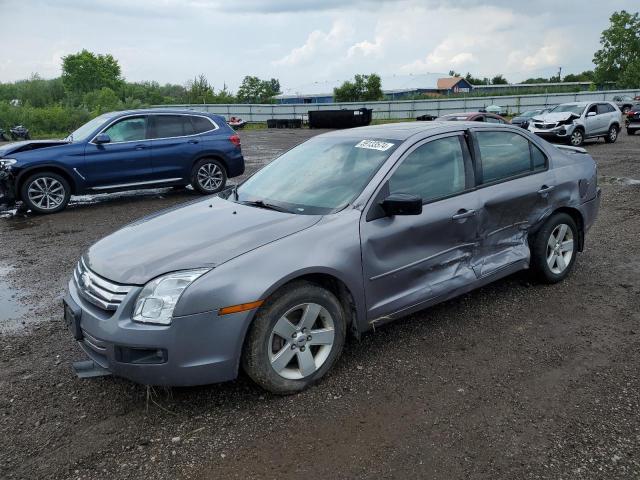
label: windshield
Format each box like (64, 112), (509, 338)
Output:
(65, 113), (115, 142)
(235, 136), (399, 215)
(550, 104), (586, 115)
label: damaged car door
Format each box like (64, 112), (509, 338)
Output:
(361, 133), (480, 321)
(470, 129), (553, 277)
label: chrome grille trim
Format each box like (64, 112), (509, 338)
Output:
(74, 259), (133, 311)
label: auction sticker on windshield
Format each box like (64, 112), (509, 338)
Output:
(355, 140), (395, 151)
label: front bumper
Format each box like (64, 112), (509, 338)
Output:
(529, 123), (576, 142)
(65, 278), (255, 386)
(0, 169), (17, 208)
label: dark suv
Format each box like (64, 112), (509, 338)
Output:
(0, 109), (244, 213)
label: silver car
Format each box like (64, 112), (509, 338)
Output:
(528, 101), (623, 147)
(64, 122), (601, 394)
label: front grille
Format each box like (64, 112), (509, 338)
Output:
(73, 258), (133, 311)
(534, 122), (557, 130)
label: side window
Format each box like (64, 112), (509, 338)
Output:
(388, 136), (466, 203)
(474, 116), (485, 122)
(597, 104), (610, 114)
(531, 143), (547, 171)
(103, 117), (146, 142)
(152, 115), (194, 138)
(476, 131), (531, 183)
(485, 116), (503, 124)
(587, 104), (598, 116)
(191, 116), (216, 134)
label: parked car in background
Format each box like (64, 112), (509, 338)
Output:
(528, 101), (622, 147)
(511, 109), (548, 129)
(0, 109), (244, 213)
(64, 121), (600, 394)
(626, 103), (640, 135)
(612, 95), (636, 114)
(436, 112), (508, 123)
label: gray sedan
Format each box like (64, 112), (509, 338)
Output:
(64, 122), (601, 394)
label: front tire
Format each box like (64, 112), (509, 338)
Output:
(191, 158), (227, 194)
(604, 125), (619, 143)
(21, 172), (71, 214)
(569, 129), (584, 147)
(242, 281), (347, 394)
(531, 213), (578, 284)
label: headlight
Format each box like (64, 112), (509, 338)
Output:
(0, 159), (17, 167)
(132, 269), (209, 325)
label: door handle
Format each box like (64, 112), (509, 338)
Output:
(537, 185), (555, 195)
(188, 139), (199, 144)
(135, 144), (149, 150)
(452, 209), (477, 220)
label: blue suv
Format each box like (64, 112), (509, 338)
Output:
(0, 109), (245, 213)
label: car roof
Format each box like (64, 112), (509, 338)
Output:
(316, 120), (518, 141)
(103, 108), (221, 117)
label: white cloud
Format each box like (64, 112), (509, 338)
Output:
(273, 20), (354, 66)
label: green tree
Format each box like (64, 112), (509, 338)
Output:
(236, 76), (280, 103)
(563, 71), (595, 82)
(333, 73), (383, 102)
(593, 10), (640, 84)
(186, 74), (214, 104)
(491, 74), (509, 85)
(61, 50), (123, 100)
(82, 87), (121, 113)
(464, 72), (489, 85)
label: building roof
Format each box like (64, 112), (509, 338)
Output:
(437, 77), (467, 89)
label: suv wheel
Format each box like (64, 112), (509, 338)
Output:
(242, 281), (347, 394)
(604, 125), (619, 143)
(628, 128), (637, 136)
(531, 213), (578, 284)
(191, 158), (227, 194)
(569, 129), (584, 147)
(21, 172), (71, 214)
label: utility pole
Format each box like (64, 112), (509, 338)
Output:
(557, 66), (562, 83)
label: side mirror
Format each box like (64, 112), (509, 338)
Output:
(94, 133), (111, 144)
(380, 193), (422, 216)
(587, 111), (597, 117)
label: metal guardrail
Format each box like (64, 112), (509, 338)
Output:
(153, 89), (640, 122)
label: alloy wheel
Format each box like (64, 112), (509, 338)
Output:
(546, 223), (574, 274)
(27, 177), (66, 211)
(197, 163), (224, 192)
(609, 126), (618, 142)
(268, 302), (336, 380)
(570, 131), (583, 146)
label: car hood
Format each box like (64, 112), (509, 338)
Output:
(84, 196), (322, 285)
(531, 112), (580, 123)
(0, 140), (70, 157)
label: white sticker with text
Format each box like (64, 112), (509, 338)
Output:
(355, 140), (394, 151)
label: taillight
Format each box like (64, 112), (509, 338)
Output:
(229, 134), (241, 148)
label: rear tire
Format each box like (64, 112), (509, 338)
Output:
(604, 125), (619, 143)
(21, 172), (71, 214)
(242, 281), (347, 394)
(531, 213), (579, 284)
(628, 128), (637, 136)
(191, 158), (227, 195)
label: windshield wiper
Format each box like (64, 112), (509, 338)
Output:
(240, 199), (290, 213)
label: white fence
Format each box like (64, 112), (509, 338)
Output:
(154, 89), (640, 122)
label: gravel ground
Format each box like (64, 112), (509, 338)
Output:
(0, 128), (639, 480)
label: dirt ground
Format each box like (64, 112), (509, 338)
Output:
(0, 128), (639, 480)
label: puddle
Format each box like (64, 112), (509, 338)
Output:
(599, 175), (640, 186)
(0, 264), (30, 333)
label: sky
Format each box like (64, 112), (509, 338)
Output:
(0, 0), (636, 94)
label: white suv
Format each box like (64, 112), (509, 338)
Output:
(528, 101), (623, 147)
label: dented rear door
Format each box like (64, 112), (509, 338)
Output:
(469, 129), (555, 277)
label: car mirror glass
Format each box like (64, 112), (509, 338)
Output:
(380, 193), (422, 216)
(94, 133), (111, 144)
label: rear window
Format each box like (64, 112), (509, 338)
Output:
(190, 116), (216, 134)
(477, 131), (545, 183)
(152, 115), (194, 138)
